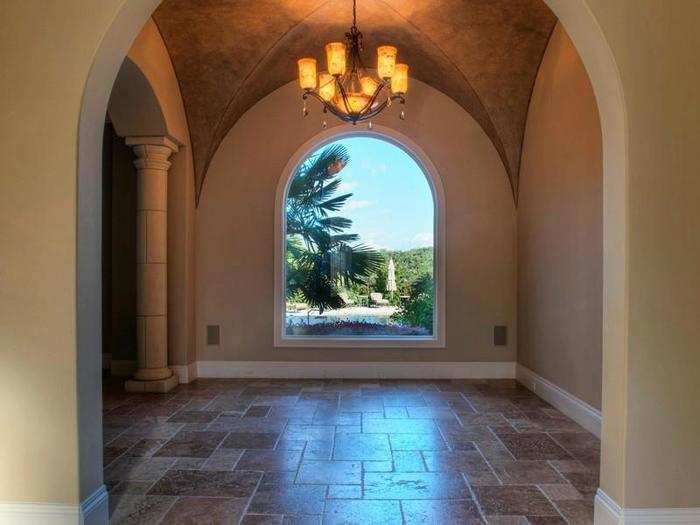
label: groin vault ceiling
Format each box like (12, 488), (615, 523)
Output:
(152, 0), (557, 202)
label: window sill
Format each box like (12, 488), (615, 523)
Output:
(274, 336), (445, 349)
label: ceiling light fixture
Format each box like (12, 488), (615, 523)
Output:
(297, 0), (408, 126)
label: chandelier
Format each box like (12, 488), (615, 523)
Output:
(296, 0), (408, 126)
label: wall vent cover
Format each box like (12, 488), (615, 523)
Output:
(207, 325), (220, 346)
(494, 325), (507, 346)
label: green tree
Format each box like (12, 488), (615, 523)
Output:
(286, 144), (381, 314)
(391, 274), (434, 332)
(349, 247), (433, 300)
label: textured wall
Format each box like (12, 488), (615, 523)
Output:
(196, 79), (517, 363)
(517, 23), (603, 409)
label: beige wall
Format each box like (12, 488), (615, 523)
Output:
(0, 0), (699, 512)
(196, 79), (517, 363)
(584, 0), (700, 508)
(517, 23), (603, 409)
(0, 0), (128, 505)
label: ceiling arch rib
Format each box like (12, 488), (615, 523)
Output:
(153, 0), (556, 203)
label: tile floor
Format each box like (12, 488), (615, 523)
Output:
(103, 378), (600, 524)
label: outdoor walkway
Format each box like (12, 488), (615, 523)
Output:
(103, 378), (599, 524)
(286, 305), (399, 325)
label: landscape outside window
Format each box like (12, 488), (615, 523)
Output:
(284, 137), (435, 338)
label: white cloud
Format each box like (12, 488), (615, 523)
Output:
(364, 240), (390, 250)
(411, 232), (434, 247)
(358, 160), (389, 177)
(345, 200), (375, 211)
(359, 231), (390, 251)
(369, 163), (389, 177)
(338, 180), (358, 192)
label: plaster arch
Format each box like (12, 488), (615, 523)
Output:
(108, 56), (168, 139)
(76, 0), (628, 515)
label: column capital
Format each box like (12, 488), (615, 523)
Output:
(125, 135), (180, 152)
(126, 136), (178, 171)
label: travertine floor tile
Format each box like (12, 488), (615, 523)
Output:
(103, 377), (599, 524)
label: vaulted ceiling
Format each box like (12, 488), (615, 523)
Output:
(153, 0), (557, 202)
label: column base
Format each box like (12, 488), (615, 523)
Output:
(125, 373), (179, 393)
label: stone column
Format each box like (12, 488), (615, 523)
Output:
(124, 136), (179, 393)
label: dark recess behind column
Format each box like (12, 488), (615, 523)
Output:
(103, 122), (138, 368)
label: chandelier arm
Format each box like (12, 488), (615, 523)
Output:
(359, 93), (406, 121)
(336, 78), (352, 115)
(355, 88), (380, 116)
(360, 100), (391, 120)
(364, 81), (388, 110)
(325, 100), (358, 121)
(302, 91), (355, 121)
(352, 82), (397, 120)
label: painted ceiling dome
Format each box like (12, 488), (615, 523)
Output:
(153, 0), (556, 201)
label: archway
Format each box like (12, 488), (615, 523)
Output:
(77, 0), (627, 519)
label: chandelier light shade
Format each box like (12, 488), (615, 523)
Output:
(325, 42), (347, 76)
(318, 72), (336, 101)
(391, 63), (409, 94)
(377, 45), (397, 79)
(297, 0), (408, 125)
(297, 58), (317, 90)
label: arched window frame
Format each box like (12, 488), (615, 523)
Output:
(274, 125), (446, 348)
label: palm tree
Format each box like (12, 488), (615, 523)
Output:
(286, 143), (381, 314)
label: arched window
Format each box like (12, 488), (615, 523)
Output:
(275, 131), (444, 347)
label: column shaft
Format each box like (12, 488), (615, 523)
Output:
(125, 137), (179, 392)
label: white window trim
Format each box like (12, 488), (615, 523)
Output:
(274, 124), (446, 348)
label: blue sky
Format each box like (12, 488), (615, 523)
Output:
(315, 137), (434, 251)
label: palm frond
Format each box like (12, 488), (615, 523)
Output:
(317, 192), (353, 214)
(284, 143), (382, 313)
(319, 216), (353, 232)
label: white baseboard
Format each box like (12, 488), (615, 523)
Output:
(172, 362), (198, 384)
(516, 364), (602, 437)
(595, 490), (700, 524)
(195, 360), (516, 379)
(596, 489), (624, 525)
(0, 503), (79, 525)
(0, 486), (107, 525)
(80, 485), (108, 525)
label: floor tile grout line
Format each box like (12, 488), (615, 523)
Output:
(534, 483), (572, 524)
(471, 441), (503, 486)
(463, 472), (489, 524)
(154, 494), (180, 525)
(294, 440), (309, 483)
(485, 425), (517, 462)
(237, 469), (265, 525)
